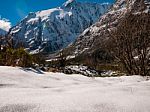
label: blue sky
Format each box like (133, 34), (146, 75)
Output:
(0, 0), (114, 26)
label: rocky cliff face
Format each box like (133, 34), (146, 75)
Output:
(9, 0), (111, 54)
(69, 0), (150, 56)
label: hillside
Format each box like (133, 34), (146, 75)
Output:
(67, 0), (150, 56)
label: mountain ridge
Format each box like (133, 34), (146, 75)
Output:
(66, 0), (150, 57)
(9, 0), (111, 54)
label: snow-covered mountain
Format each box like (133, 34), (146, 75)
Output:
(68, 0), (150, 56)
(0, 28), (7, 36)
(9, 0), (111, 54)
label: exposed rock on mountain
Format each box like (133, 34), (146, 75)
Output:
(68, 0), (150, 57)
(9, 0), (111, 54)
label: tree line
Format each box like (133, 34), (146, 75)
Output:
(0, 35), (44, 67)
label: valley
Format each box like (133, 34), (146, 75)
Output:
(0, 0), (149, 111)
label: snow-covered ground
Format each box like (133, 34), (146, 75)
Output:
(0, 66), (150, 112)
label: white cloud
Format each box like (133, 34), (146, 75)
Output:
(0, 17), (11, 32)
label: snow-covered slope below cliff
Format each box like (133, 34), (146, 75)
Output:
(9, 0), (111, 54)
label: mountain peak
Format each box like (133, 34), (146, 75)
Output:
(63, 0), (77, 7)
(67, 0), (150, 57)
(9, 1), (111, 54)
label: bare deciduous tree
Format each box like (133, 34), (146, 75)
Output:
(106, 13), (150, 76)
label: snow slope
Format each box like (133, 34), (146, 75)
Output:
(0, 66), (150, 112)
(9, 0), (111, 54)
